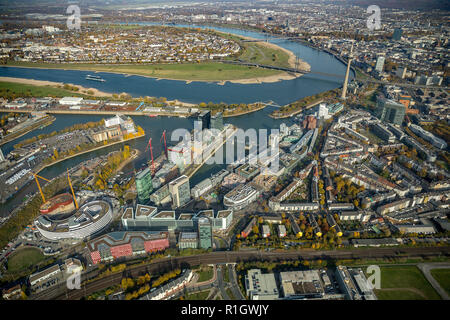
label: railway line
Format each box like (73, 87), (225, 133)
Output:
(30, 246), (450, 300)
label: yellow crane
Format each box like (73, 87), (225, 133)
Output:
(67, 169), (79, 210)
(32, 172), (50, 203)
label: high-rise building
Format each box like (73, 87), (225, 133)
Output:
(375, 56), (385, 73)
(376, 97), (406, 125)
(197, 110), (211, 130)
(396, 67), (407, 79)
(0, 148), (5, 162)
(168, 175), (190, 208)
(197, 217), (212, 249)
(392, 28), (402, 41)
(136, 167), (153, 203)
(210, 112), (224, 131)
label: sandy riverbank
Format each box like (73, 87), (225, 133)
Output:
(216, 34), (311, 85)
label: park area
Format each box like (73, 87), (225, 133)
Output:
(372, 265), (441, 300)
(430, 268), (450, 296)
(7, 247), (45, 273)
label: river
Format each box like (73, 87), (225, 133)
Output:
(0, 23), (352, 216)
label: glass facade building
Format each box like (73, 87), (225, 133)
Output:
(376, 98), (406, 125)
(198, 217), (212, 249)
(136, 167), (153, 203)
(211, 112), (224, 131)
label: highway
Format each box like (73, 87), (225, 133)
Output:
(30, 246), (450, 300)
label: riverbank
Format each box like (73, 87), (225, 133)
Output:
(223, 103), (268, 118)
(269, 99), (324, 119)
(0, 115), (55, 146)
(0, 77), (113, 98)
(34, 133), (146, 176)
(3, 28), (305, 85)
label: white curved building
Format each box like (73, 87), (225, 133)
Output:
(35, 200), (113, 240)
(223, 184), (259, 210)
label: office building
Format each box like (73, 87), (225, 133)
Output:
(149, 185), (171, 206)
(370, 123), (395, 143)
(178, 232), (199, 249)
(375, 56), (385, 73)
(168, 175), (190, 208)
(280, 270), (324, 299)
(122, 206), (233, 232)
(197, 110), (211, 130)
(245, 269), (279, 300)
(408, 124), (447, 149)
(392, 28), (402, 41)
(136, 167), (153, 203)
(198, 217), (212, 249)
(376, 97), (406, 125)
(210, 112), (224, 131)
(396, 67), (407, 79)
(88, 231), (170, 264)
(335, 266), (377, 300)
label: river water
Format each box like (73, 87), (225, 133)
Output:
(0, 24), (352, 216)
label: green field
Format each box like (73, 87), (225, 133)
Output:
(430, 268), (450, 296)
(6, 60), (281, 82)
(7, 247), (45, 273)
(197, 266), (214, 282)
(184, 290), (210, 300)
(0, 81), (97, 99)
(226, 35), (291, 68)
(372, 266), (441, 300)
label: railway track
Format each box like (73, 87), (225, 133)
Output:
(31, 246), (450, 300)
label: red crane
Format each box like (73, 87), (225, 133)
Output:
(160, 130), (168, 158)
(145, 137), (155, 174)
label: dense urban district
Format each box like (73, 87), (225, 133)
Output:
(0, 0), (449, 302)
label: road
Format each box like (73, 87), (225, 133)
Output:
(216, 266), (230, 300)
(417, 262), (450, 300)
(31, 246), (450, 300)
(228, 264), (245, 300)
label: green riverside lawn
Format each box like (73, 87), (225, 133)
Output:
(6, 61), (281, 82)
(0, 81), (99, 99)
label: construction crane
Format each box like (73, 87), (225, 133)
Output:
(67, 169), (79, 209)
(145, 137), (155, 174)
(160, 130), (168, 158)
(32, 172), (50, 203)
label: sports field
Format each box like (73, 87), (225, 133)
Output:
(7, 247), (45, 273)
